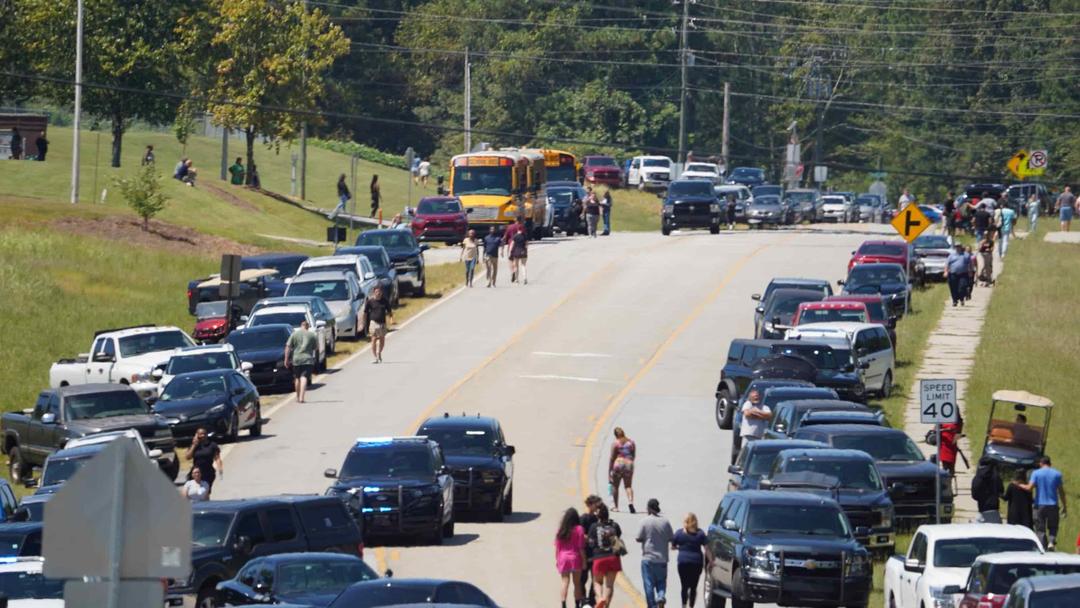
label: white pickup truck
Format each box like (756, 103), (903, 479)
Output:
(49, 325), (196, 400)
(883, 523), (1042, 608)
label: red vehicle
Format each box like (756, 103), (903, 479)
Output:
(192, 301), (242, 343)
(792, 301), (869, 326)
(411, 196), (468, 244)
(825, 294), (897, 347)
(581, 155), (622, 186)
(848, 240), (911, 272)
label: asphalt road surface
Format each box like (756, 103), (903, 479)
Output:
(216, 223), (896, 607)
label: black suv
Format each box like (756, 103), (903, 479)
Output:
(728, 439), (828, 492)
(755, 288), (826, 339)
(714, 339), (786, 429)
(770, 342), (867, 402)
(175, 495), (363, 608)
(324, 437), (455, 544)
(355, 230), (428, 296)
(417, 414), (515, 521)
(793, 424), (954, 523)
(0, 521), (43, 556)
(545, 181), (587, 236)
(704, 491), (871, 608)
(661, 180), (722, 235)
(764, 399), (878, 439)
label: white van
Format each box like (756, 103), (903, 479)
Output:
(787, 322), (895, 397)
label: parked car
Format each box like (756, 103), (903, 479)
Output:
(819, 194), (853, 223)
(215, 552), (378, 607)
(787, 322), (896, 397)
(334, 245), (399, 307)
(848, 240), (912, 273)
(324, 436), (455, 544)
(0, 556), (63, 602)
(703, 491), (872, 608)
(409, 196), (468, 244)
(152, 344), (251, 396)
(1, 384), (177, 482)
(761, 448), (896, 552)
(248, 296), (337, 346)
(770, 341), (870, 402)
(1001, 572), (1080, 608)
(544, 181), (588, 236)
(285, 271), (367, 340)
(187, 268), (282, 316)
(840, 262), (912, 318)
(713, 338), (787, 429)
(724, 166), (766, 187)
(746, 195), (793, 227)
(661, 179), (722, 235)
(793, 301), (869, 326)
(856, 193), (884, 222)
(728, 439), (828, 491)
(172, 495), (365, 608)
(417, 414), (515, 520)
(784, 188), (821, 221)
(912, 234), (952, 284)
(764, 398), (879, 440)
(681, 162), (722, 183)
(581, 155), (623, 187)
(354, 229), (428, 296)
(883, 523), (1042, 608)
(154, 369), (262, 442)
(714, 184), (752, 222)
(192, 301), (244, 344)
(628, 156), (673, 191)
(752, 277), (833, 328)
(327, 578), (499, 608)
(225, 324), (294, 392)
(26, 443), (109, 496)
(755, 288), (827, 339)
(957, 551), (1080, 608)
(825, 293), (897, 347)
(48, 325), (196, 400)
(1005, 182), (1051, 215)
(244, 306), (328, 372)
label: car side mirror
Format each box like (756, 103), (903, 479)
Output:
(856, 347), (868, 357)
(364, 272), (375, 280)
(240, 315), (249, 323)
(323, 468), (338, 479)
(234, 535), (253, 556)
(903, 558), (924, 573)
(22, 478), (37, 489)
(503, 445), (516, 456)
(148, 448), (163, 459)
(11, 506), (30, 522)
(315, 320), (326, 329)
(152, 369), (164, 380)
(721, 519), (739, 531)
(40, 413), (56, 424)
(253, 581), (270, 595)
(837, 280), (845, 286)
(758, 479), (773, 490)
(465, 208), (474, 214)
(241, 361), (253, 372)
(751, 293), (761, 301)
(438, 465), (450, 476)
(384, 569), (394, 579)
(755, 306), (765, 314)
(859, 361), (871, 370)
(92, 353), (115, 363)
(727, 465), (741, 475)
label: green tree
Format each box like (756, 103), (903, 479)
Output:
(116, 164), (168, 230)
(178, 0), (349, 186)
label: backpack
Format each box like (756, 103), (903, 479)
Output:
(594, 521), (627, 556)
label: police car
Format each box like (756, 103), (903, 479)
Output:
(417, 414), (515, 521)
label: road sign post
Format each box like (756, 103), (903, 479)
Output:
(220, 254), (242, 329)
(920, 379), (958, 524)
(405, 147), (415, 211)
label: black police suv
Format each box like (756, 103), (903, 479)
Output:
(770, 342), (868, 402)
(215, 552), (378, 607)
(661, 179), (722, 235)
(545, 181), (588, 236)
(705, 491), (871, 608)
(728, 379), (812, 463)
(728, 439), (828, 492)
(714, 339), (787, 430)
(355, 230), (428, 296)
(417, 414), (515, 521)
(324, 436), (455, 544)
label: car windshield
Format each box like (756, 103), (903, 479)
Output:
(984, 564), (1080, 594)
(192, 512), (233, 547)
(548, 190), (576, 204)
(117, 330), (193, 357)
(160, 374), (227, 401)
(419, 428), (497, 457)
(227, 329), (290, 351)
(336, 586), (434, 607)
(782, 457), (883, 491)
(357, 231), (417, 250)
(823, 197), (846, 205)
(914, 235), (951, 250)
(417, 199), (462, 214)
(0, 571), (64, 600)
(748, 505), (850, 537)
(340, 446), (434, 480)
(773, 344), (845, 369)
(42, 456), (92, 486)
(731, 168), (763, 179)
(1030, 588), (1080, 607)
(753, 186), (782, 197)
(643, 159), (670, 168)
(933, 538), (1040, 567)
(785, 191), (817, 203)
(830, 299), (885, 321)
(746, 447), (787, 476)
(288, 280), (349, 301)
(856, 195), (881, 206)
(451, 166), (512, 196)
(858, 244), (906, 257)
(686, 164), (717, 174)
(668, 181), (713, 197)
(547, 166), (577, 181)
(765, 281), (829, 300)
(251, 312), (307, 328)
(66, 391), (147, 420)
(166, 353), (235, 375)
(832, 434), (924, 461)
(587, 157), (617, 167)
(798, 308), (867, 324)
(299, 263), (355, 278)
(195, 301), (229, 319)
(275, 561), (378, 596)
(848, 266), (906, 286)
(245, 258), (305, 278)
(754, 196), (781, 206)
(766, 293), (824, 318)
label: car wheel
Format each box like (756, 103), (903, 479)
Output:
(250, 404), (263, 437)
(227, 413), (240, 443)
(429, 522), (444, 545)
(442, 517), (455, 538)
(731, 568), (753, 608)
(889, 593), (897, 608)
(716, 390), (735, 430)
(661, 224), (672, 236)
(503, 486), (513, 515)
(416, 273), (427, 297)
(196, 585), (219, 608)
(880, 371), (893, 398)
(7, 447), (29, 483)
(704, 574), (725, 608)
(327, 330), (336, 354)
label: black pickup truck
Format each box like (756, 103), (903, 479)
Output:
(1, 384), (177, 482)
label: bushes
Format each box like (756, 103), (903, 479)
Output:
(309, 139), (408, 170)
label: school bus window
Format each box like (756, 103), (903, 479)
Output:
(452, 167), (512, 196)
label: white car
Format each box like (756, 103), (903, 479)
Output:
(244, 305), (328, 370)
(883, 523), (1042, 608)
(820, 194), (851, 222)
(285, 271), (366, 339)
(627, 155), (673, 190)
(680, 162), (722, 184)
(0, 557), (64, 606)
(787, 321), (896, 397)
(297, 254), (368, 282)
(152, 344), (252, 395)
(714, 185), (753, 220)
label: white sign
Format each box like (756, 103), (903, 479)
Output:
(920, 379), (958, 424)
(1029, 149), (1048, 169)
(814, 165), (828, 183)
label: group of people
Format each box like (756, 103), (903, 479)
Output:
(4, 128), (48, 161)
(410, 156), (433, 187)
(458, 217), (531, 288)
(331, 173), (382, 219)
(972, 454), (1068, 550)
(575, 188), (613, 237)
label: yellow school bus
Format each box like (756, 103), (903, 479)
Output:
(449, 150), (548, 237)
(536, 149), (579, 183)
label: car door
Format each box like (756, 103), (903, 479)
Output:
(853, 329), (881, 389)
(717, 497), (747, 588)
(264, 507), (306, 554)
(220, 559), (262, 605)
(900, 532), (927, 607)
(88, 337), (117, 383)
(226, 373), (256, 428)
(432, 445), (453, 521)
(229, 511), (269, 572)
(706, 495), (734, 593)
(874, 327), (895, 383)
(496, 424), (514, 498)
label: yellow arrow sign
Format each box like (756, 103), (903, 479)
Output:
(1007, 150), (1029, 179)
(891, 203), (931, 243)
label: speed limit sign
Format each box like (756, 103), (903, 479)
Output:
(920, 379), (958, 424)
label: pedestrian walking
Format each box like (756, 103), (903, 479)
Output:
(362, 284), (393, 364)
(973, 202), (992, 243)
(608, 427), (636, 513)
(725, 194), (737, 230)
(555, 507), (586, 608)
(587, 503), (624, 608)
(998, 205), (1016, 258)
(186, 427), (222, 497)
(938, 414), (963, 475)
(944, 192), (957, 239)
(636, 498), (673, 608)
(977, 235), (994, 286)
(331, 173), (351, 219)
(1027, 194), (1040, 234)
(370, 175), (381, 218)
(1004, 469), (1034, 529)
(483, 226), (501, 287)
(9, 128), (21, 160)
(1021, 455), (1067, 550)
(460, 229), (480, 287)
(228, 157), (245, 185)
(504, 216), (529, 285)
(672, 513), (707, 608)
(584, 189), (601, 238)
(1055, 186), (1074, 232)
(182, 466), (210, 502)
(965, 244), (978, 301)
(411, 156), (421, 184)
(972, 456), (1004, 523)
(142, 145), (155, 166)
(285, 319), (318, 402)
(944, 243), (971, 306)
(600, 190), (613, 236)
(739, 389), (772, 442)
(34, 135), (48, 161)
(418, 158), (432, 187)
(579, 495), (603, 607)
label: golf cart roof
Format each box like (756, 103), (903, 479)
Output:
(197, 268), (278, 288)
(993, 390), (1054, 409)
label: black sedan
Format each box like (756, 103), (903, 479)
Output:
(154, 370), (262, 442)
(216, 553), (378, 607)
(327, 578), (498, 608)
(754, 288), (826, 339)
(839, 262), (912, 318)
(225, 324), (293, 392)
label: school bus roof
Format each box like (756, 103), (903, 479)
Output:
(450, 150), (525, 163)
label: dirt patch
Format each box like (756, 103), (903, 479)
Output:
(200, 181), (261, 212)
(52, 215), (262, 257)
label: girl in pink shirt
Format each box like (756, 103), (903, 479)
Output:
(555, 507), (586, 608)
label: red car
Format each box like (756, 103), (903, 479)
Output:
(848, 239), (911, 272)
(582, 155), (622, 186)
(192, 301), (242, 343)
(411, 196), (468, 244)
(792, 301), (870, 326)
(824, 294), (897, 347)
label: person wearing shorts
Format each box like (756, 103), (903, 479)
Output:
(284, 319), (317, 403)
(587, 503), (623, 608)
(504, 216), (528, 285)
(1056, 186), (1075, 232)
(554, 507), (586, 608)
(362, 285), (393, 364)
(608, 427), (636, 513)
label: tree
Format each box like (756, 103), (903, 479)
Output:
(116, 164), (168, 230)
(20, 0), (185, 167)
(178, 0), (349, 187)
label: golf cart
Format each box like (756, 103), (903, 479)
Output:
(982, 390), (1054, 469)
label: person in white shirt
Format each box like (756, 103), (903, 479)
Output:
(418, 159), (432, 186)
(739, 389), (772, 441)
(898, 188), (914, 207)
(182, 466), (210, 502)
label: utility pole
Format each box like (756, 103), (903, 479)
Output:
(299, 0), (309, 199)
(70, 0), (84, 204)
(463, 47), (472, 154)
(220, 128), (228, 181)
(677, 0), (691, 166)
(721, 82), (730, 173)
(808, 56), (828, 187)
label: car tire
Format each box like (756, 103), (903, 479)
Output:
(7, 447), (29, 484)
(661, 224), (672, 236)
(704, 575), (726, 608)
(327, 331), (337, 354)
(416, 273), (427, 297)
(731, 568), (753, 608)
(880, 371), (893, 398)
(250, 404), (263, 437)
(196, 585), (219, 608)
(443, 518), (455, 538)
(715, 389), (735, 430)
(227, 413), (240, 443)
(503, 487), (513, 515)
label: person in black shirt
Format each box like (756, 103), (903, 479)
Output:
(362, 284), (393, 363)
(482, 226), (502, 287)
(186, 427), (223, 497)
(579, 495), (603, 607)
(1004, 469), (1034, 529)
(944, 191), (957, 238)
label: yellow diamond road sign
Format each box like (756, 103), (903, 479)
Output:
(891, 204), (931, 243)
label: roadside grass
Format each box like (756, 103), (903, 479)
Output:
(609, 187), (662, 231)
(963, 224), (1080, 547)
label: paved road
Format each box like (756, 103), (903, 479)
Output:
(216, 223), (894, 607)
